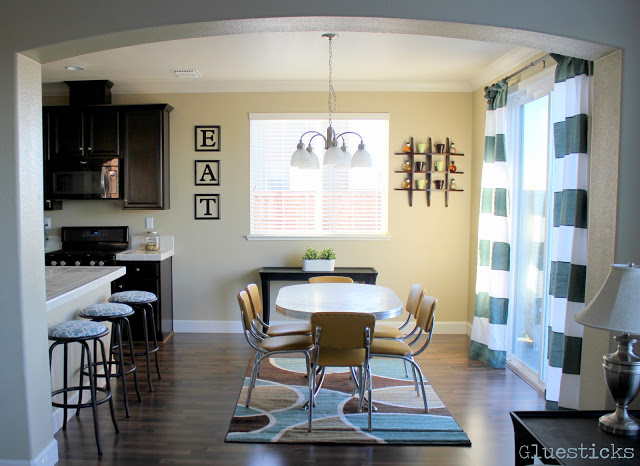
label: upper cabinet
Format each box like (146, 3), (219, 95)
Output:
(122, 104), (172, 210)
(44, 106), (120, 159)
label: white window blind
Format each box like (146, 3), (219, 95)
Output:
(249, 114), (389, 237)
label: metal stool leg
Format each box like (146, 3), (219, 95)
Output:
(97, 337), (119, 432)
(123, 316), (142, 402)
(145, 303), (162, 380)
(113, 320), (130, 417)
(139, 305), (154, 391)
(81, 340), (103, 455)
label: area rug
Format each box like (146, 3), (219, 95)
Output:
(225, 357), (471, 445)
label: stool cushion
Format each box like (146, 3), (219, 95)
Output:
(109, 290), (157, 304)
(79, 303), (134, 318)
(48, 321), (108, 339)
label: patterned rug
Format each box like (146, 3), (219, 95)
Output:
(225, 357), (471, 445)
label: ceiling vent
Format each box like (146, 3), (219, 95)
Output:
(171, 69), (202, 78)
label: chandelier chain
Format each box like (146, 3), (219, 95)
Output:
(327, 36), (337, 128)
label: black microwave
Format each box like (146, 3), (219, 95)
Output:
(48, 158), (122, 200)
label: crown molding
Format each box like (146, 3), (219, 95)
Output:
(43, 79), (472, 96)
(469, 47), (541, 91)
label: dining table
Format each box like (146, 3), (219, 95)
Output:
(275, 282), (404, 321)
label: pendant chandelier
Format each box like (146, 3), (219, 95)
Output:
(290, 33), (372, 169)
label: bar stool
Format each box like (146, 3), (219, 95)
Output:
(48, 320), (119, 455)
(79, 303), (142, 417)
(109, 291), (161, 391)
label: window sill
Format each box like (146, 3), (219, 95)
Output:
(245, 235), (391, 241)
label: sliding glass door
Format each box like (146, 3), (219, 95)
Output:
(506, 70), (555, 392)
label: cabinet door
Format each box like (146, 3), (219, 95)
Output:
(122, 108), (170, 209)
(49, 108), (84, 158)
(86, 109), (120, 157)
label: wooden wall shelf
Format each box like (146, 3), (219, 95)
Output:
(394, 136), (463, 207)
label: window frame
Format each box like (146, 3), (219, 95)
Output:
(246, 113), (390, 240)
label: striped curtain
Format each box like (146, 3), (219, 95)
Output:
(545, 55), (591, 409)
(469, 80), (511, 368)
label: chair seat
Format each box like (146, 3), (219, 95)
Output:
(79, 303), (134, 318)
(259, 334), (313, 352)
(370, 338), (413, 357)
(109, 290), (157, 304)
(266, 322), (312, 337)
(373, 325), (403, 339)
(48, 321), (108, 339)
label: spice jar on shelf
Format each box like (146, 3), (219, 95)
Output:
(449, 160), (457, 172)
(402, 142), (412, 153)
(450, 179), (457, 190)
(450, 142), (457, 153)
(402, 179), (412, 189)
(145, 231), (160, 251)
(402, 160), (412, 171)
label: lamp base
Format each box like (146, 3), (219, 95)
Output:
(599, 408), (640, 436)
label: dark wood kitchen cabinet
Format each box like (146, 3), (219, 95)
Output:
(122, 104), (173, 210)
(43, 106), (120, 159)
(112, 257), (173, 342)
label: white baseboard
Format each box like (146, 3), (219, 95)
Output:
(0, 439), (58, 466)
(175, 319), (470, 335)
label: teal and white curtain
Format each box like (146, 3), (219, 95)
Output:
(469, 80), (511, 368)
(545, 55), (591, 409)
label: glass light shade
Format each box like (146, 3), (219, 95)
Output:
(341, 145), (352, 167)
(351, 143), (373, 168)
(290, 143), (308, 167)
(323, 141), (346, 166)
(302, 147), (320, 169)
(574, 263), (640, 334)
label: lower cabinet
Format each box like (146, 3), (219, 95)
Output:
(112, 257), (173, 342)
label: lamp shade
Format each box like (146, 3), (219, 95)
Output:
(574, 264), (640, 334)
(302, 147), (320, 169)
(291, 143), (308, 167)
(324, 141), (346, 166)
(351, 143), (373, 168)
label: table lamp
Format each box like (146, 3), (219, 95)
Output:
(574, 263), (640, 436)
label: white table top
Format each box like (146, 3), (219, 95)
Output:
(275, 283), (404, 321)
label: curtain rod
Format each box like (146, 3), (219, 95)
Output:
(485, 53), (552, 92)
(504, 53), (552, 81)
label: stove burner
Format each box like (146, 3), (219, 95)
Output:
(45, 226), (129, 267)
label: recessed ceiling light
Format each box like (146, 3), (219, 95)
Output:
(65, 66), (85, 71)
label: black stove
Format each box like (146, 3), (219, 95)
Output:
(45, 226), (129, 267)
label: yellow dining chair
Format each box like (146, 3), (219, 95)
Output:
(308, 312), (375, 432)
(246, 284), (311, 337)
(373, 283), (424, 340)
(237, 290), (313, 408)
(308, 276), (354, 284)
(369, 295), (438, 412)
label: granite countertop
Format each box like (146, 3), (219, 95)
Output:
(46, 266), (126, 311)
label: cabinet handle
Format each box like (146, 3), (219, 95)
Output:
(118, 284), (123, 289)
(87, 147), (92, 151)
(79, 147), (83, 150)
(135, 268), (140, 272)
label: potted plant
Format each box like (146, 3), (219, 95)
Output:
(301, 248), (336, 272)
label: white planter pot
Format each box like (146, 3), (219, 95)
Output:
(302, 259), (335, 272)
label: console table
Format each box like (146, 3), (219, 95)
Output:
(258, 267), (378, 324)
(511, 410), (640, 465)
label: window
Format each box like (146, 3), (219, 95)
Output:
(505, 67), (555, 393)
(249, 114), (389, 238)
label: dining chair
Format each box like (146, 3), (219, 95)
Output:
(237, 290), (313, 408)
(369, 294), (438, 412)
(308, 312), (375, 432)
(307, 276), (354, 283)
(373, 283), (424, 339)
(245, 284), (311, 337)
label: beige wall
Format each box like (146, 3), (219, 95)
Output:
(45, 90), (473, 328)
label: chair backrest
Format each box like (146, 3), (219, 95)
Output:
(416, 295), (437, 333)
(237, 290), (255, 336)
(245, 283), (262, 319)
(308, 276), (354, 284)
(406, 284), (425, 316)
(311, 312), (375, 367)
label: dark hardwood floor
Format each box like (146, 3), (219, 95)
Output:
(54, 333), (545, 465)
